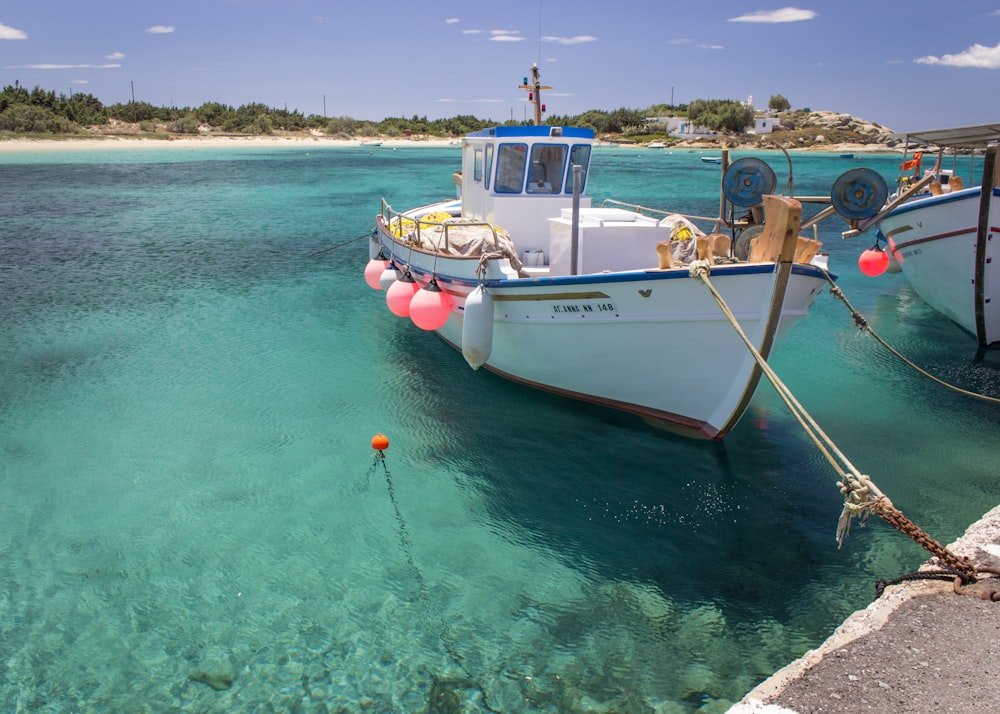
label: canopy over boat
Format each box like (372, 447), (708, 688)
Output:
(894, 122), (1000, 149)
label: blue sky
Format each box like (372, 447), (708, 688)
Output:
(1, 1), (998, 133)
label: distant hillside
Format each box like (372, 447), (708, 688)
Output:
(0, 81), (899, 149)
(92, 109), (894, 149)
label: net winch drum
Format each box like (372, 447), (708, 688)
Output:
(733, 224), (765, 261)
(830, 167), (889, 221)
(722, 157), (778, 208)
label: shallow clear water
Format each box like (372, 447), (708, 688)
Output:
(1, 144), (997, 713)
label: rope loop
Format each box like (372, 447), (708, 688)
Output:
(688, 259), (712, 279)
(476, 251), (507, 282)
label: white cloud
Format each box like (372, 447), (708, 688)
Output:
(698, 44), (725, 50)
(728, 7), (816, 23)
(0, 22), (28, 39)
(105, 51), (126, 60)
(445, 18), (459, 24)
(71, 79), (89, 85)
(6, 63), (122, 69)
(490, 29), (520, 36)
(145, 25), (174, 34)
(462, 29), (485, 35)
(490, 34), (524, 42)
(541, 35), (598, 45)
(915, 42), (1000, 69)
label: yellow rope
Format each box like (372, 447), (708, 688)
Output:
(821, 273), (1000, 405)
(691, 262), (978, 580)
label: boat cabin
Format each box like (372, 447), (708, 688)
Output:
(458, 126), (595, 260)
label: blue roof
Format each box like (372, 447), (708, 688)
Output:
(466, 126), (594, 139)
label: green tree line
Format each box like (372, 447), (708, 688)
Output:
(0, 82), (779, 137)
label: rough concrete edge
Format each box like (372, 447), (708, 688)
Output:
(729, 503), (1000, 712)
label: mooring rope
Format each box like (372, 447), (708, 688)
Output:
(690, 261), (979, 582)
(818, 270), (1000, 405)
(307, 229), (376, 257)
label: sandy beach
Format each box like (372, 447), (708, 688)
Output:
(0, 135), (460, 153)
(0, 134), (901, 154)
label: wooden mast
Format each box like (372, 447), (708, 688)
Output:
(974, 144), (999, 346)
(519, 64), (551, 126)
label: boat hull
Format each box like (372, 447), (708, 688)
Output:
(373, 223), (828, 439)
(879, 186), (1000, 346)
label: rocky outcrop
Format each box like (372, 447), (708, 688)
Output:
(765, 110), (899, 147)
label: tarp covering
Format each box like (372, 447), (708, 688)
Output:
(405, 219), (525, 272)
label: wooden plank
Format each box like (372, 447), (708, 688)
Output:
(794, 236), (822, 265)
(748, 195), (803, 263)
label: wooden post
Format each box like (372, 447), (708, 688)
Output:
(974, 145), (999, 345)
(748, 195), (802, 263)
(713, 194), (803, 435)
(709, 233), (731, 258)
(655, 241), (675, 269)
(696, 237), (713, 262)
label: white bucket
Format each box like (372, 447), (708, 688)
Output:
(522, 250), (544, 266)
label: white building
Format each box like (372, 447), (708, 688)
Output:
(644, 113), (781, 138)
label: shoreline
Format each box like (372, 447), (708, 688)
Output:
(0, 135), (456, 153)
(0, 134), (902, 155)
(730, 503), (1000, 712)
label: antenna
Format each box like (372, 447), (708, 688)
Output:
(537, 1), (543, 67)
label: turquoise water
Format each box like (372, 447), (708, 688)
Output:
(1, 144), (998, 713)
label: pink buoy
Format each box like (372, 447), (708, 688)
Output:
(858, 246), (889, 277)
(386, 272), (420, 317)
(365, 257), (389, 290)
(409, 279), (452, 330)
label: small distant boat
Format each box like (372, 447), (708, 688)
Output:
(875, 122), (1000, 347)
(839, 153), (855, 159)
(701, 156), (722, 164)
(361, 66), (837, 439)
(360, 140), (382, 147)
(647, 141), (666, 149)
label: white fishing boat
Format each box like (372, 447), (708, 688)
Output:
(362, 67), (838, 439)
(875, 123), (1000, 347)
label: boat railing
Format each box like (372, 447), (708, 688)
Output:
(599, 198), (722, 233)
(380, 198), (503, 253)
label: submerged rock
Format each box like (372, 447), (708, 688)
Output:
(188, 670), (234, 691)
(427, 674), (480, 714)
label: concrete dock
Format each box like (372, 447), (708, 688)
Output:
(729, 504), (1000, 713)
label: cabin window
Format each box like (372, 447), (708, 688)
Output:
(526, 144), (567, 194)
(495, 143), (527, 193)
(484, 144), (493, 190)
(473, 149), (483, 182)
(565, 144), (592, 194)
